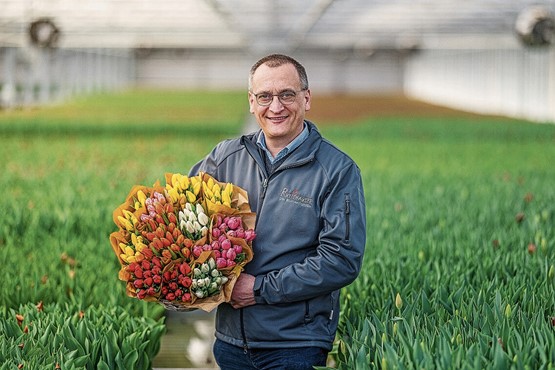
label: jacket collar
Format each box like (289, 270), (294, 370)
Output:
(241, 120), (321, 170)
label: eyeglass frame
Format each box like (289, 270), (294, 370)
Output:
(249, 89), (307, 106)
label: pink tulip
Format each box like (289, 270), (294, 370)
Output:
(221, 239), (231, 250)
(245, 230), (256, 241)
(212, 228), (221, 238)
(226, 249), (236, 261)
(227, 217), (241, 230)
(193, 245), (203, 257)
(233, 245), (243, 254)
(216, 258), (228, 269)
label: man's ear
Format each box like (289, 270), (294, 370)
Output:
(248, 92), (255, 113)
(304, 89), (311, 111)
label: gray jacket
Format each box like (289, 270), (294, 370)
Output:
(189, 121), (366, 350)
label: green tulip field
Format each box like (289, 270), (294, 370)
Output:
(0, 90), (554, 369)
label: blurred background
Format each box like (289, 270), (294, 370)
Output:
(0, 0), (554, 123)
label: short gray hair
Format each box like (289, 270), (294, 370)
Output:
(248, 54), (309, 91)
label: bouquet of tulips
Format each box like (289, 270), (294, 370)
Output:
(110, 172), (256, 312)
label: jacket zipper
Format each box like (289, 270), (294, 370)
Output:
(240, 308), (248, 353)
(239, 135), (315, 350)
(261, 178), (269, 200)
(344, 193), (351, 241)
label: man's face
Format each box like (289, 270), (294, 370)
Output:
(248, 63), (311, 150)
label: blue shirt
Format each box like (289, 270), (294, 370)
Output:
(256, 122), (309, 164)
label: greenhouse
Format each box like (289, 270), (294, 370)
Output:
(1, 1), (554, 369)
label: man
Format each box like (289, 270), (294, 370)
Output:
(189, 54), (366, 370)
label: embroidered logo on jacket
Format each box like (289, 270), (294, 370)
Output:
(279, 188), (313, 208)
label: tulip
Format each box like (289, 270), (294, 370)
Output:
(226, 249), (236, 261)
(198, 213), (209, 226)
(186, 191), (196, 203)
(186, 221), (195, 235)
(193, 221), (202, 231)
(395, 293), (403, 310)
(193, 181), (201, 195)
(195, 290), (205, 298)
(179, 263), (191, 275)
(180, 276), (192, 288)
(221, 239), (231, 250)
(193, 245), (203, 257)
(179, 175), (190, 190)
(216, 258), (227, 269)
(227, 217), (241, 230)
(137, 290), (147, 300)
(245, 230), (256, 241)
(188, 212), (197, 222)
(233, 245), (243, 254)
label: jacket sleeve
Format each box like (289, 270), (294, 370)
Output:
(254, 162), (367, 304)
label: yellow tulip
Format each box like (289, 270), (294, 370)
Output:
(117, 216), (134, 232)
(193, 182), (201, 196)
(186, 190), (196, 203)
(222, 191), (231, 205)
(204, 185), (214, 199)
(179, 175), (190, 190)
(137, 190), (147, 206)
(206, 177), (214, 190)
(167, 187), (179, 203)
(212, 183), (221, 197)
(224, 183), (233, 196)
(172, 173), (180, 187)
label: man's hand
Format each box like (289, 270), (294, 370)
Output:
(230, 273), (256, 309)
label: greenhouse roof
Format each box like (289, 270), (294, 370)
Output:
(1, 0), (554, 50)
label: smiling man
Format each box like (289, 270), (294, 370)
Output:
(189, 54), (366, 370)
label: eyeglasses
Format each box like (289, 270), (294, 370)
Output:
(250, 89), (306, 106)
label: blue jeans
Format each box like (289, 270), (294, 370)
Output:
(213, 339), (329, 370)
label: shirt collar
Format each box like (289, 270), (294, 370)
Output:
(257, 122), (309, 164)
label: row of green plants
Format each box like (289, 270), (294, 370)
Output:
(1, 90), (554, 368)
(0, 303), (164, 370)
(323, 118), (555, 369)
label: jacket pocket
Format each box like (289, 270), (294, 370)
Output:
(344, 193), (351, 241)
